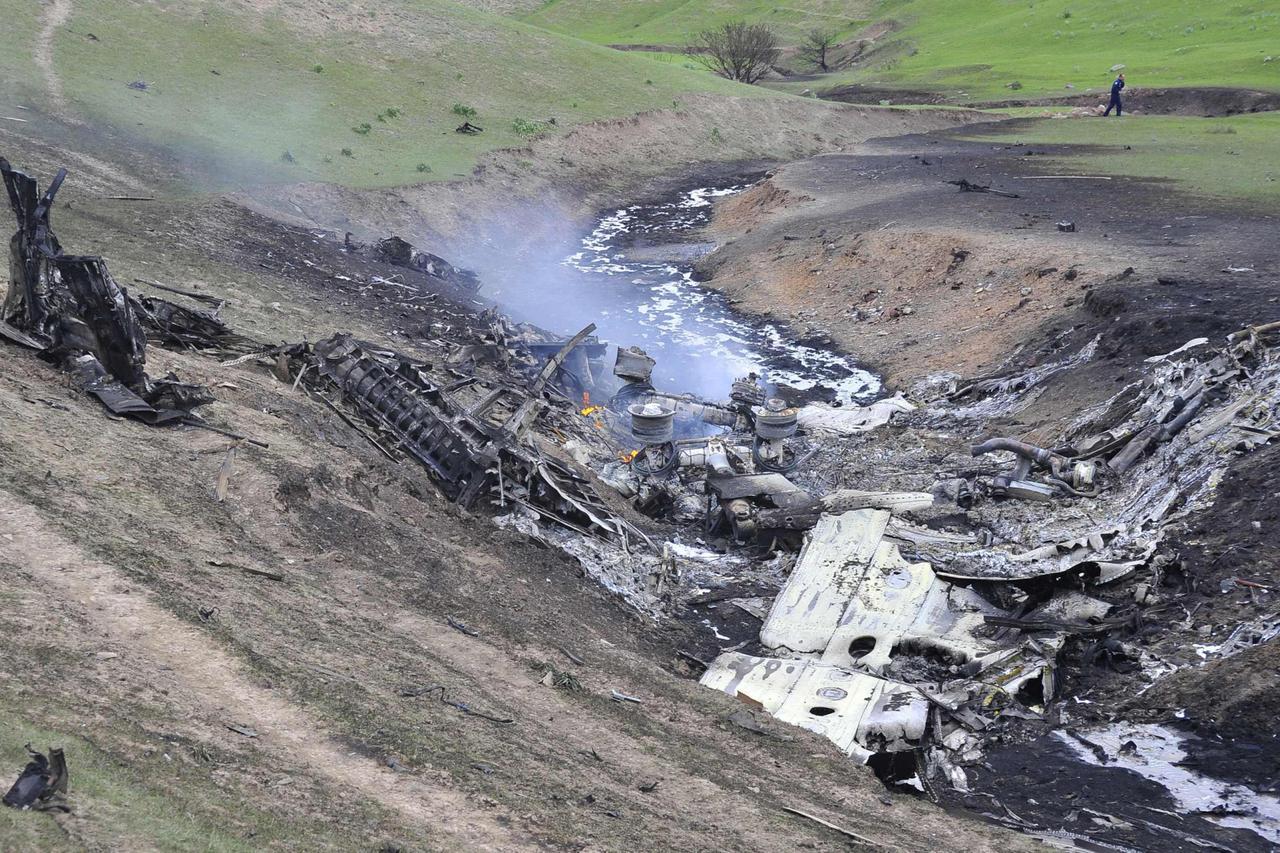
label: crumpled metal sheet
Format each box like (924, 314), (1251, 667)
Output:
(728, 507), (1062, 761)
(370, 235), (480, 292)
(959, 333), (1280, 587)
(820, 531), (1001, 674)
(706, 472), (807, 502)
(940, 334), (1101, 420)
(760, 509), (890, 655)
(762, 509), (1010, 673)
(1027, 591), (1112, 623)
(931, 636), (1064, 717)
(820, 489), (934, 514)
(130, 294), (256, 353)
(884, 518), (983, 550)
(0, 319), (47, 349)
(70, 354), (193, 424)
(494, 509), (664, 614)
(2, 746), (68, 810)
(795, 394), (914, 435)
(700, 652), (929, 761)
(933, 528), (1156, 584)
(1194, 610), (1280, 663)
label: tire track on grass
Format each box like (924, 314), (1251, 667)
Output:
(35, 0), (74, 115)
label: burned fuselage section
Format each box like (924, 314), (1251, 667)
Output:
(298, 330), (641, 548)
(346, 233), (481, 295)
(1, 159), (220, 422)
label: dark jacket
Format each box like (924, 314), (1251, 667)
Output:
(1111, 78), (1125, 97)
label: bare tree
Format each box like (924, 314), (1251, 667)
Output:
(686, 22), (780, 85)
(798, 28), (838, 72)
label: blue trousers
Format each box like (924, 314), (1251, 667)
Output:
(1104, 93), (1122, 116)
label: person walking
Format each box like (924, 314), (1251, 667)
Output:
(1104, 72), (1125, 116)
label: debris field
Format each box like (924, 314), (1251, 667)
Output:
(3, 156), (1278, 851)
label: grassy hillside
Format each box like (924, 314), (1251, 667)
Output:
(516, 0), (1279, 100)
(1, 0), (774, 189)
(773, 0), (1274, 98)
(773, 0), (1280, 99)
(7, 0), (1272, 191)
(0, 2), (40, 100)
(521, 0), (873, 45)
(0, 709), (366, 851)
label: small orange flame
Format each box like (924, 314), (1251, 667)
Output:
(621, 449), (640, 464)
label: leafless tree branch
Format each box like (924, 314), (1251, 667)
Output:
(685, 22), (779, 85)
(798, 28), (838, 73)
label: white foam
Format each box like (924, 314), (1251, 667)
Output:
(1057, 723), (1280, 844)
(561, 184), (882, 404)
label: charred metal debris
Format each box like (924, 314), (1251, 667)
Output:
(289, 323), (647, 548)
(3, 746), (69, 812)
(344, 233), (481, 294)
(532, 319), (1279, 804)
(0, 161), (636, 546)
(1, 158), (255, 424)
(0, 161), (647, 551)
(673, 321), (1280, 802)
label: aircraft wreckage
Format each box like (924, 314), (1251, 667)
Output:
(4, 159), (1279, 809)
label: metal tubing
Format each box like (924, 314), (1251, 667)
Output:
(971, 437), (1061, 466)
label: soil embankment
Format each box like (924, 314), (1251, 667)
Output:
(252, 96), (987, 255)
(696, 127), (1280, 390)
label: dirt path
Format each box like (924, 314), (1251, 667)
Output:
(821, 85), (1280, 117)
(35, 0), (73, 117)
(0, 490), (525, 851)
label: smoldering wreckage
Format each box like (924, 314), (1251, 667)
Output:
(4, 158), (1279, 843)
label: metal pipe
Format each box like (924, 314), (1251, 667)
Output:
(665, 397), (740, 427)
(704, 444), (734, 476)
(1109, 422), (1160, 474)
(1228, 320), (1280, 342)
(1158, 391), (1205, 442)
(971, 437), (1061, 466)
(992, 456), (1032, 495)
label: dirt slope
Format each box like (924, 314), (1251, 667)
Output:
(0, 121), (1026, 851)
(696, 126), (1280, 389)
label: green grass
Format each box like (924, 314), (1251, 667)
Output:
(12, 0), (1276, 193)
(0, 2), (42, 103)
(33, 0), (774, 189)
(781, 0), (1280, 100)
(0, 712), (292, 851)
(519, 0), (1279, 102)
(964, 113), (1280, 205)
(521, 0), (874, 45)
